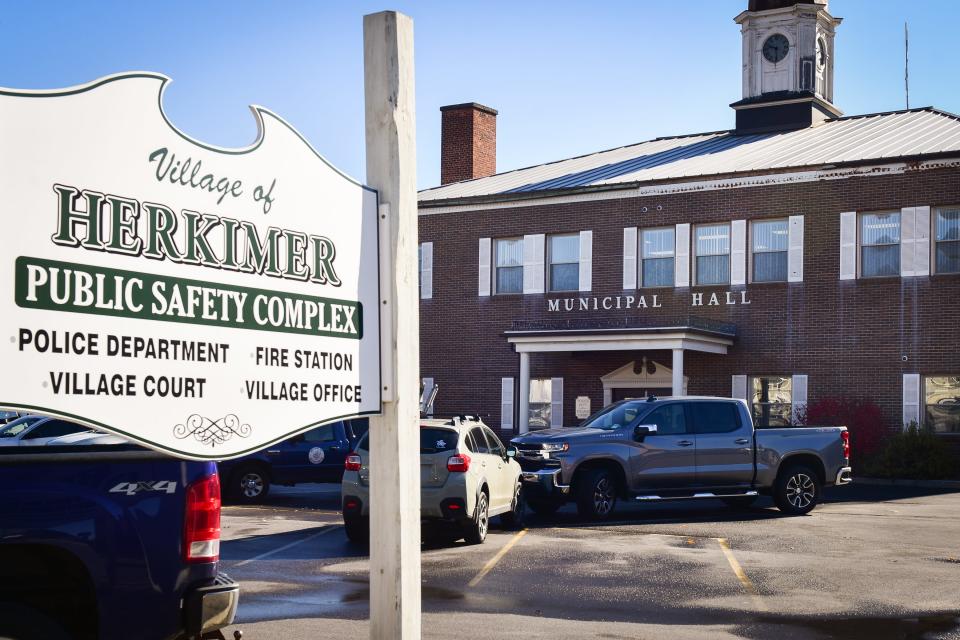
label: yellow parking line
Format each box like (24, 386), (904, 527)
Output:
(468, 529), (528, 587)
(716, 537), (767, 612)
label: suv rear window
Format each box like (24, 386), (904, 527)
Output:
(421, 428), (458, 453)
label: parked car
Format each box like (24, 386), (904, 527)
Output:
(0, 415), (91, 446)
(512, 396), (851, 520)
(0, 439), (239, 640)
(341, 417), (525, 545)
(217, 418), (369, 503)
(45, 431), (128, 446)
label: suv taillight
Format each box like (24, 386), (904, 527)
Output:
(345, 454), (362, 471)
(841, 430), (850, 460)
(447, 453), (471, 473)
(184, 473), (221, 563)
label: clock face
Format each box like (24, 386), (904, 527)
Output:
(762, 34), (790, 64)
(816, 37), (827, 69)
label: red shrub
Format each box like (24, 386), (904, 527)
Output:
(802, 397), (887, 458)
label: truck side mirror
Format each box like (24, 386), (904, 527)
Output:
(633, 424), (658, 441)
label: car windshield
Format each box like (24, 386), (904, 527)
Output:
(580, 401), (646, 431)
(0, 416), (42, 438)
(420, 428), (458, 454)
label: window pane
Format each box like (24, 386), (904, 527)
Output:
(642, 257), (674, 287)
(861, 212), (900, 246)
(751, 377), (792, 427)
(549, 234), (579, 264)
(642, 228), (674, 258)
(690, 402), (741, 434)
(529, 379), (552, 403)
(862, 245), (900, 277)
(696, 255), (730, 285)
(495, 238), (523, 267)
(550, 263), (579, 291)
(420, 428), (458, 453)
(936, 242), (960, 274)
(695, 224), (730, 256)
(641, 404), (686, 435)
(469, 427), (491, 453)
(496, 265), (522, 293)
(753, 251), (788, 282)
(529, 379), (552, 430)
(753, 219), (788, 252)
(925, 376), (960, 434)
(936, 209), (960, 241)
(304, 425), (336, 442)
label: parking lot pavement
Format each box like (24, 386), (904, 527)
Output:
(220, 484), (960, 640)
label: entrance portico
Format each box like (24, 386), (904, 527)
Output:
(505, 324), (734, 433)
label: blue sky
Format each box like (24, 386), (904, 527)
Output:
(2, 1), (957, 189)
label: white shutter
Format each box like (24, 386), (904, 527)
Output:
(501, 377), (514, 431)
(731, 219), (747, 286)
(675, 223), (690, 287)
(523, 234), (545, 294)
(788, 215), (804, 282)
(839, 211), (857, 280)
(550, 377), (564, 428)
(732, 375), (748, 401)
(420, 242), (433, 299)
(478, 237), (491, 296)
(623, 227), (638, 289)
(914, 206), (931, 276)
(902, 373), (921, 429)
(578, 230), (592, 292)
(421, 377), (434, 415)
(791, 374), (808, 425)
(901, 207), (916, 277)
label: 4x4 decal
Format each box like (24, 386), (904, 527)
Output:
(109, 481), (178, 496)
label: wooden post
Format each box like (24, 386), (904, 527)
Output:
(363, 11), (421, 640)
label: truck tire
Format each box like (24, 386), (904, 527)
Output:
(230, 464), (271, 503)
(0, 604), (71, 640)
(721, 495), (758, 509)
(343, 516), (369, 545)
(500, 483), (526, 530)
(774, 464), (821, 515)
(575, 467), (618, 521)
(463, 490), (489, 545)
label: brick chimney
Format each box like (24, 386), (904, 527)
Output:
(440, 103), (497, 185)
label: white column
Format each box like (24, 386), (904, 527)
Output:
(518, 351), (531, 434)
(363, 11), (420, 640)
(672, 348), (684, 397)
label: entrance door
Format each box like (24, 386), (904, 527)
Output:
(612, 387), (670, 402)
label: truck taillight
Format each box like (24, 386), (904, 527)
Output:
(841, 430), (850, 460)
(345, 454), (362, 471)
(184, 473), (221, 563)
(447, 453), (471, 473)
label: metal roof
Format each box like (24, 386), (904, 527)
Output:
(419, 107), (960, 204)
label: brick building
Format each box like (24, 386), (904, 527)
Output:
(416, 0), (960, 445)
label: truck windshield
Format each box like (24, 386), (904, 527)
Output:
(580, 401), (645, 430)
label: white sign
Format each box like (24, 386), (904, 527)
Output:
(0, 73), (381, 459)
(575, 395), (591, 420)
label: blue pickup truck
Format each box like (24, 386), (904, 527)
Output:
(0, 443), (239, 640)
(218, 418), (368, 502)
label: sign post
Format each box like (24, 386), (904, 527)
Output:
(363, 11), (422, 640)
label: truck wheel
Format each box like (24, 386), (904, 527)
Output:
(0, 604), (71, 640)
(721, 495), (758, 509)
(231, 464), (271, 503)
(774, 465), (821, 515)
(500, 483), (526, 530)
(463, 490), (489, 544)
(343, 516), (369, 545)
(575, 468), (618, 521)
(527, 497), (562, 517)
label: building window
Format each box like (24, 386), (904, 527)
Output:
(494, 237), (523, 294)
(548, 234), (579, 291)
(695, 223), (730, 285)
(752, 219), (788, 282)
(751, 376), (792, 427)
(528, 378), (552, 431)
(925, 376), (960, 434)
(641, 227), (674, 287)
(935, 207), (960, 274)
(860, 212), (900, 277)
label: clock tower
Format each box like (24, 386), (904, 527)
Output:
(731, 0), (842, 133)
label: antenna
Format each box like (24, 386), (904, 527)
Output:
(904, 21), (910, 110)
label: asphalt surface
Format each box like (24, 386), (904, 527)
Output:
(219, 484), (960, 640)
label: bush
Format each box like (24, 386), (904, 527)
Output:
(801, 397), (886, 459)
(863, 422), (958, 480)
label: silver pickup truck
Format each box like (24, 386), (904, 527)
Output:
(511, 396), (851, 520)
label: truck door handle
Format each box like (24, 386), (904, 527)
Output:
(676, 440), (694, 447)
(266, 450), (281, 455)
(734, 438), (750, 445)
